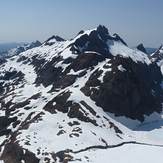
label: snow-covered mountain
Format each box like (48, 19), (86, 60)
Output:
(133, 43), (147, 54)
(0, 40), (41, 60)
(0, 43), (27, 53)
(0, 25), (163, 163)
(150, 44), (163, 78)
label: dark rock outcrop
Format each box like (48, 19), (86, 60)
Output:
(0, 25), (162, 162)
(150, 44), (163, 62)
(81, 55), (162, 122)
(43, 35), (64, 46)
(1, 142), (40, 163)
(135, 43), (147, 53)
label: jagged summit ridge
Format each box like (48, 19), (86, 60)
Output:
(0, 40), (42, 60)
(150, 44), (163, 61)
(31, 40), (42, 46)
(97, 25), (109, 35)
(0, 25), (162, 121)
(159, 44), (163, 50)
(150, 44), (163, 75)
(75, 25), (127, 45)
(134, 43), (147, 54)
(44, 35), (65, 46)
(0, 25), (162, 162)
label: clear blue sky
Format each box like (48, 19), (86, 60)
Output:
(0, 0), (163, 47)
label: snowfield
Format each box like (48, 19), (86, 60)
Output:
(68, 143), (163, 163)
(0, 26), (162, 162)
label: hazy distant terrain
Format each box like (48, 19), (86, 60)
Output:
(146, 47), (157, 54)
(0, 42), (27, 52)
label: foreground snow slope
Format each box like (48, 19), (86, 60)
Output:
(69, 143), (163, 163)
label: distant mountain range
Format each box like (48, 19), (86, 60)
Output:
(0, 41), (157, 56)
(0, 25), (162, 163)
(146, 47), (157, 54)
(0, 42), (28, 52)
(0, 40), (41, 60)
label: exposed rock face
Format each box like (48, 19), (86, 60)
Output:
(1, 142), (40, 163)
(0, 25), (162, 162)
(135, 43), (147, 53)
(137, 61), (163, 102)
(150, 45), (163, 62)
(45, 35), (65, 42)
(150, 45), (163, 100)
(34, 45), (162, 122)
(70, 25), (127, 59)
(81, 55), (161, 122)
(44, 35), (65, 46)
(3, 25), (161, 123)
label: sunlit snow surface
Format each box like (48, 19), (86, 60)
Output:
(108, 40), (151, 65)
(69, 144), (163, 163)
(0, 29), (162, 162)
(67, 111), (163, 163)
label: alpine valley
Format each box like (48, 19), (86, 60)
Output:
(0, 25), (163, 163)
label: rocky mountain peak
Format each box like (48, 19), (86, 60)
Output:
(69, 25), (129, 58)
(47, 35), (64, 42)
(77, 30), (85, 35)
(112, 33), (128, 46)
(159, 44), (163, 50)
(27, 40), (41, 49)
(31, 40), (42, 46)
(0, 40), (42, 60)
(97, 25), (109, 35)
(44, 35), (65, 46)
(150, 44), (163, 62)
(135, 43), (147, 53)
(0, 25), (162, 162)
